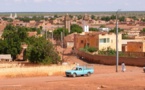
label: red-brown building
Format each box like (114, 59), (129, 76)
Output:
(127, 42), (145, 52)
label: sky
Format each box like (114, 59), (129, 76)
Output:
(0, 0), (145, 12)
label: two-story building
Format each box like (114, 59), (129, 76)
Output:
(74, 31), (122, 51)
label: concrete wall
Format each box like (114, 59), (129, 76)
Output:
(76, 50), (145, 67)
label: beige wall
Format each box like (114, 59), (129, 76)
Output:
(98, 33), (122, 51)
(143, 42), (145, 52)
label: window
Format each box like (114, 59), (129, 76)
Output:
(99, 38), (110, 43)
(106, 38), (110, 43)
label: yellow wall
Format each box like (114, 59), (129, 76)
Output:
(143, 42), (145, 52)
(98, 33), (122, 51)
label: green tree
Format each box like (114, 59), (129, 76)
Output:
(91, 15), (95, 19)
(110, 15), (116, 20)
(70, 24), (83, 33)
(53, 28), (68, 40)
(101, 16), (110, 21)
(26, 37), (60, 64)
(109, 28), (124, 33)
(1, 24), (60, 64)
(89, 28), (99, 31)
(119, 16), (125, 22)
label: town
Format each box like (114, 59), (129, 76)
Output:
(0, 0), (145, 89)
(0, 12), (145, 63)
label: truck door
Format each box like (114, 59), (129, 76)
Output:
(75, 68), (83, 75)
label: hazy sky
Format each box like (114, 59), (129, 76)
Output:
(0, 0), (145, 12)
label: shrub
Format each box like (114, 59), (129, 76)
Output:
(87, 47), (97, 52)
(80, 46), (97, 53)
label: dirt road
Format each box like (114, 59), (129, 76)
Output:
(0, 64), (145, 90)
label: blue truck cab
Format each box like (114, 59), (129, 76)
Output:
(65, 65), (94, 77)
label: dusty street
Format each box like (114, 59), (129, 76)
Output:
(0, 64), (145, 90)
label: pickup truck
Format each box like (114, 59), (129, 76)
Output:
(65, 65), (94, 77)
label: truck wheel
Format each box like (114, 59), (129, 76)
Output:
(66, 75), (69, 77)
(86, 72), (91, 76)
(73, 73), (76, 77)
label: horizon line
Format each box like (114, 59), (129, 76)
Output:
(0, 10), (145, 13)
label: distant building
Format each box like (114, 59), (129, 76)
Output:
(27, 31), (37, 37)
(99, 28), (111, 32)
(64, 33), (77, 48)
(9, 13), (17, 19)
(64, 13), (71, 32)
(82, 14), (90, 32)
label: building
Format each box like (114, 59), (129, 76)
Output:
(122, 39), (145, 52)
(127, 42), (145, 52)
(9, 13), (17, 19)
(0, 54), (12, 61)
(64, 33), (77, 48)
(74, 31), (122, 51)
(82, 14), (90, 32)
(99, 28), (111, 32)
(64, 13), (71, 32)
(27, 31), (37, 37)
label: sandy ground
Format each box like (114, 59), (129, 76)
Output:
(0, 65), (144, 90)
(0, 46), (145, 90)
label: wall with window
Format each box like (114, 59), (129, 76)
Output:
(99, 33), (122, 51)
(74, 32), (99, 50)
(74, 32), (122, 51)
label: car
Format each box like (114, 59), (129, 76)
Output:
(65, 65), (94, 77)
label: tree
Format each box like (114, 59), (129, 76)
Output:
(89, 28), (99, 31)
(101, 16), (110, 21)
(1, 24), (60, 64)
(70, 24), (83, 33)
(109, 28), (124, 33)
(26, 37), (60, 64)
(110, 15), (116, 20)
(53, 28), (68, 40)
(54, 14), (58, 18)
(119, 16), (125, 22)
(91, 15), (95, 19)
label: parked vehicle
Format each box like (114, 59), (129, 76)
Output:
(143, 67), (145, 72)
(65, 65), (94, 77)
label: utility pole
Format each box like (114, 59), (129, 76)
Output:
(61, 32), (64, 62)
(116, 9), (121, 72)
